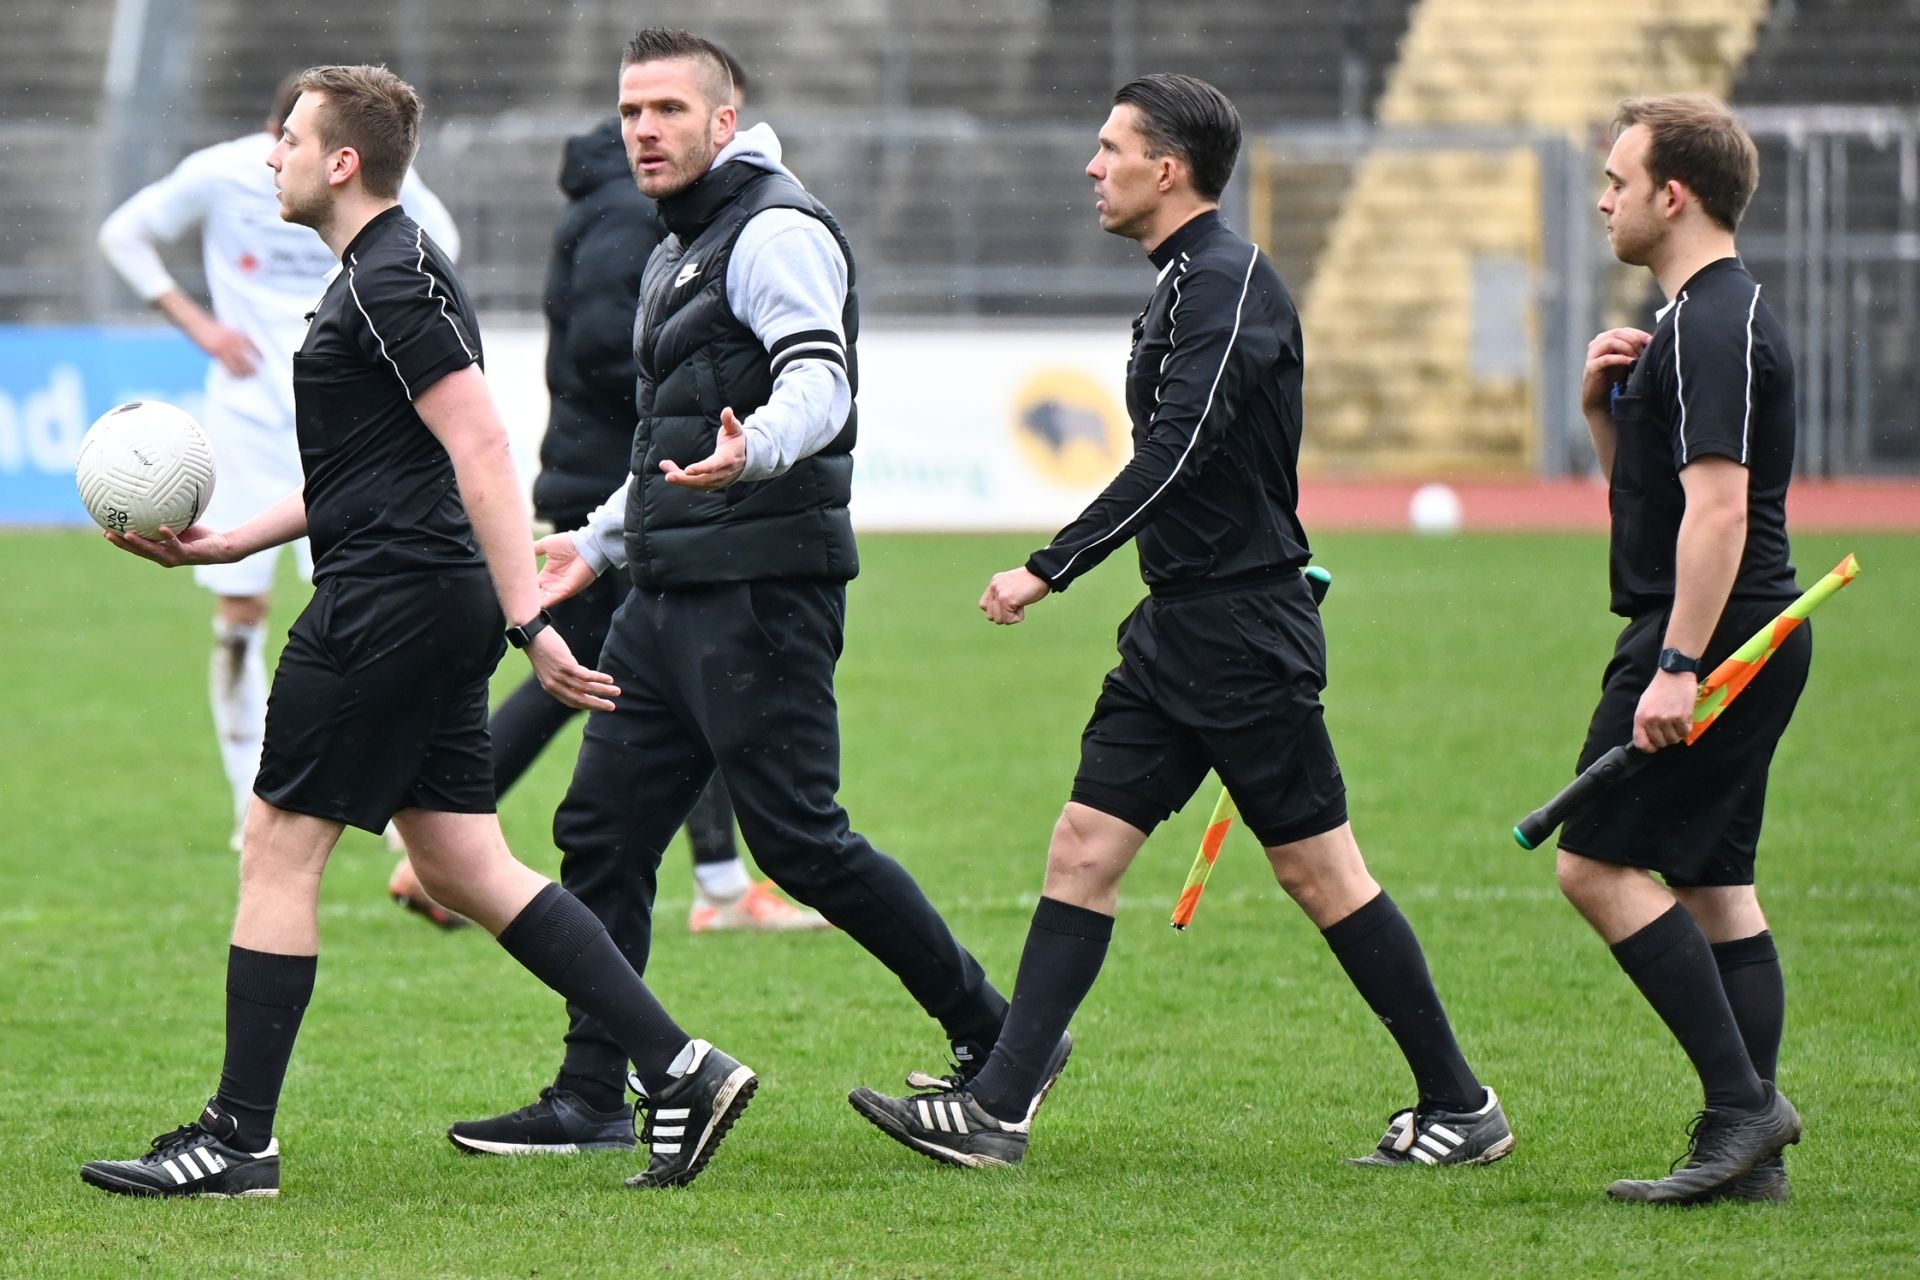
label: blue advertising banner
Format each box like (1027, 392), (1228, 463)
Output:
(0, 326), (207, 526)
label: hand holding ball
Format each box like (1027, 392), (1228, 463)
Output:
(75, 401), (217, 539)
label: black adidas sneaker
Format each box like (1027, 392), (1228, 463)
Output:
(904, 1031), (1073, 1122)
(625, 1040), (757, 1189)
(1348, 1088), (1515, 1167)
(80, 1098), (280, 1198)
(848, 1084), (1031, 1168)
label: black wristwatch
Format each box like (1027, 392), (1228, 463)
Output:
(505, 609), (554, 650)
(1657, 647), (1704, 677)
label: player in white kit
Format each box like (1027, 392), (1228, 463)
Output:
(98, 74), (461, 850)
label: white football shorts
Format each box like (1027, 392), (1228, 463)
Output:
(191, 395), (313, 597)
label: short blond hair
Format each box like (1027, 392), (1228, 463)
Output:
(1613, 94), (1760, 231)
(290, 64), (421, 199)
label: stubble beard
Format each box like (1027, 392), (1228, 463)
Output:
(277, 184), (330, 240)
(635, 139), (718, 201)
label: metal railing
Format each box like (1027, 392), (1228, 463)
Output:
(6, 106), (1914, 474)
(1539, 107), (1920, 477)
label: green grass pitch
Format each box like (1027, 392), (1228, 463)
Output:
(1, 529), (1914, 1278)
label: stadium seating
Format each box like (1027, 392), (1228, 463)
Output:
(1299, 0), (1773, 472)
(5, 0), (1422, 323)
(1735, 0), (1920, 107)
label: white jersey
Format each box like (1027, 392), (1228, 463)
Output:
(98, 132), (462, 429)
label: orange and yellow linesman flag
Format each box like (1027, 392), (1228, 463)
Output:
(1172, 785), (1237, 931)
(1514, 551), (1863, 850)
(1686, 551), (1861, 744)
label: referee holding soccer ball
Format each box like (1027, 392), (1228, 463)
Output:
(849, 73), (1510, 1172)
(81, 64), (750, 1198)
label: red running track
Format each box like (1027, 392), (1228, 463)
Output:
(1299, 478), (1920, 531)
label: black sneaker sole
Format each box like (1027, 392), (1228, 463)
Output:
(626, 1069), (757, 1189)
(80, 1164), (279, 1198)
(846, 1089), (1020, 1169)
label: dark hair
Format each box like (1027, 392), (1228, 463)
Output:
(1613, 94), (1759, 231)
(290, 64), (421, 199)
(1112, 73), (1241, 201)
(622, 27), (735, 108)
(268, 71), (303, 135)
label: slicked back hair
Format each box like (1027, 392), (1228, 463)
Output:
(621, 27), (735, 110)
(1614, 93), (1760, 231)
(290, 64), (421, 199)
(1112, 73), (1241, 202)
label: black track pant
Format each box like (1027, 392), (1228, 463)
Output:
(550, 578), (1005, 1083)
(490, 571), (737, 864)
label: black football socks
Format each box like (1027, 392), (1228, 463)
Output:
(498, 883), (689, 1094)
(1611, 903), (1767, 1111)
(1712, 930), (1785, 1084)
(216, 946), (317, 1151)
(968, 897), (1112, 1123)
(1322, 892), (1484, 1114)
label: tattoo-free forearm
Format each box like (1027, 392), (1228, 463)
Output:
(1666, 458), (1748, 656)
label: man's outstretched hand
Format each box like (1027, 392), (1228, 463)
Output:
(660, 407), (747, 491)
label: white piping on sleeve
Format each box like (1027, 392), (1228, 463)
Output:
(415, 225), (475, 362)
(1672, 292), (1691, 463)
(345, 255), (412, 400)
(1050, 243), (1260, 582)
(1740, 283), (1761, 465)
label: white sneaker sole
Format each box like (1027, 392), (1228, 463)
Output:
(448, 1134), (634, 1156)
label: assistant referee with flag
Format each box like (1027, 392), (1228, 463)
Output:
(1558, 93), (1807, 1206)
(848, 73), (1510, 1172)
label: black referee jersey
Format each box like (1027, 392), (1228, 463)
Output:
(1027, 210), (1311, 594)
(1606, 256), (1799, 617)
(294, 205), (486, 579)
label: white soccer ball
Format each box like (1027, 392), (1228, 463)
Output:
(75, 400), (217, 539)
(1408, 482), (1463, 536)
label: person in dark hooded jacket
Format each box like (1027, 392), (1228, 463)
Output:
(388, 56), (826, 941)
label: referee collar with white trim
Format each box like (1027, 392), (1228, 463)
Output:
(1148, 208), (1223, 272)
(339, 203), (409, 264)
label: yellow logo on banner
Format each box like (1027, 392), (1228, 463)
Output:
(1010, 369), (1125, 488)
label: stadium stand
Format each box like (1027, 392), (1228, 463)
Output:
(1733, 0), (1920, 469)
(0, 1), (113, 320)
(5, 1), (1916, 470)
(1736, 0), (1920, 106)
(1300, 0), (1774, 471)
(7, 0), (1418, 321)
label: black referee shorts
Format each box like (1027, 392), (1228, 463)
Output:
(254, 567), (507, 833)
(1071, 572), (1348, 848)
(1559, 597), (1811, 886)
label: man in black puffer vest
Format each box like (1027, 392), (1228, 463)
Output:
(449, 29), (1028, 1165)
(386, 54), (827, 946)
